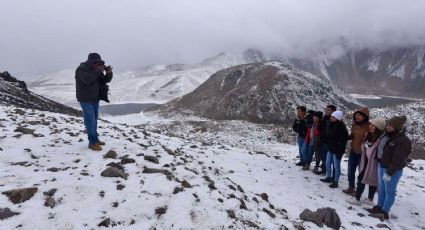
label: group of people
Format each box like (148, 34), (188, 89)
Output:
(292, 105), (412, 221)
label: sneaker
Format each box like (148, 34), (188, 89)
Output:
(97, 140), (106, 146)
(302, 164), (310, 171)
(359, 198), (374, 206)
(329, 182), (338, 188)
(89, 143), (102, 151)
(346, 197), (362, 206)
(366, 206), (382, 214)
(343, 186), (355, 195)
(320, 177), (332, 183)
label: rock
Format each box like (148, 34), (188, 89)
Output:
(259, 193), (269, 202)
(103, 150), (117, 159)
(14, 109), (26, 115)
(299, 208), (341, 230)
(14, 127), (35, 135)
(173, 187), (184, 194)
(0, 207), (20, 220)
(98, 218), (111, 227)
(47, 167), (60, 172)
(155, 206), (167, 216)
(43, 188), (57, 197)
(44, 196), (56, 208)
(2, 187), (38, 204)
(208, 182), (217, 190)
(263, 208), (276, 218)
(227, 210), (236, 219)
(143, 167), (172, 180)
(116, 184), (125, 190)
(121, 158), (136, 164)
(101, 167), (128, 180)
(144, 155), (159, 164)
(181, 180), (192, 188)
(376, 223), (391, 229)
(106, 162), (124, 171)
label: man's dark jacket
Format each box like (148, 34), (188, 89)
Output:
(75, 62), (113, 103)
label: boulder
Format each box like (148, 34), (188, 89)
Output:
(0, 208), (20, 220)
(299, 208), (341, 230)
(144, 155), (159, 164)
(103, 150), (117, 159)
(101, 167), (128, 180)
(2, 187), (38, 204)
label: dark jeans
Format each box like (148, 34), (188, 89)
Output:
(348, 151), (362, 187)
(355, 170), (377, 200)
(80, 102), (99, 145)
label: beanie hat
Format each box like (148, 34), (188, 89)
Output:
(87, 53), (105, 65)
(331, 111), (343, 121)
(369, 117), (386, 131)
(387, 116), (407, 130)
(313, 111), (323, 119)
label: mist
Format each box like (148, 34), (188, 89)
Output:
(1, 0), (425, 75)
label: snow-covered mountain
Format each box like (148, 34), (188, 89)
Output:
(28, 50), (265, 107)
(0, 71), (80, 116)
(1, 103), (424, 229)
(287, 46), (425, 97)
(154, 61), (360, 124)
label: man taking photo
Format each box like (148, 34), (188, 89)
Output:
(75, 53), (113, 151)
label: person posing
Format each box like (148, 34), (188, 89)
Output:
(347, 118), (386, 206)
(293, 106), (308, 166)
(368, 116), (412, 221)
(303, 111), (323, 171)
(316, 105), (336, 175)
(320, 111), (349, 188)
(343, 108), (370, 195)
(75, 53), (113, 151)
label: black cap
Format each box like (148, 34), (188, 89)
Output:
(87, 53), (105, 65)
(313, 111), (323, 119)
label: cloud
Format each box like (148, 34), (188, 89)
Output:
(1, 0), (424, 75)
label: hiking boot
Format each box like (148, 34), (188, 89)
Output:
(302, 164), (310, 171)
(366, 206), (382, 214)
(320, 177), (333, 183)
(97, 140), (106, 146)
(346, 197), (362, 206)
(295, 162), (304, 166)
(343, 186), (356, 195)
(329, 182), (338, 188)
(360, 198), (375, 206)
(89, 143), (102, 151)
(313, 166), (320, 174)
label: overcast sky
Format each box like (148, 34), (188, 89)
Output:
(1, 0), (425, 75)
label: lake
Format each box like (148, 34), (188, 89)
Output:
(100, 103), (160, 115)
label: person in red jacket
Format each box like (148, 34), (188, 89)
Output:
(303, 111), (323, 171)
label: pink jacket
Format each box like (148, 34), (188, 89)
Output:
(359, 136), (381, 186)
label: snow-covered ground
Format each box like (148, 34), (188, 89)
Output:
(1, 105), (425, 230)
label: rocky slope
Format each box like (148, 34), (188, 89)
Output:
(288, 46), (425, 97)
(370, 100), (425, 159)
(154, 61), (360, 124)
(0, 71), (80, 116)
(1, 104), (424, 229)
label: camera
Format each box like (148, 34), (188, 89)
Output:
(104, 65), (111, 71)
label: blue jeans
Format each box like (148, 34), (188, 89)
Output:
(320, 144), (329, 169)
(297, 135), (306, 163)
(303, 145), (314, 164)
(326, 152), (341, 182)
(348, 151), (362, 187)
(80, 102), (99, 145)
(377, 163), (403, 213)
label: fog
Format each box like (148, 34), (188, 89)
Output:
(1, 0), (424, 75)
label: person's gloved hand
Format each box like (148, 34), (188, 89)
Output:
(95, 65), (105, 73)
(105, 65), (113, 74)
(383, 173), (391, 182)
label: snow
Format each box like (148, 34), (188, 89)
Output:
(391, 65), (406, 79)
(1, 104), (424, 229)
(350, 94), (382, 100)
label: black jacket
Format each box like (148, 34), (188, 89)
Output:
(321, 115), (331, 145)
(75, 62), (113, 103)
(293, 117), (308, 137)
(327, 120), (349, 158)
(380, 130), (412, 176)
